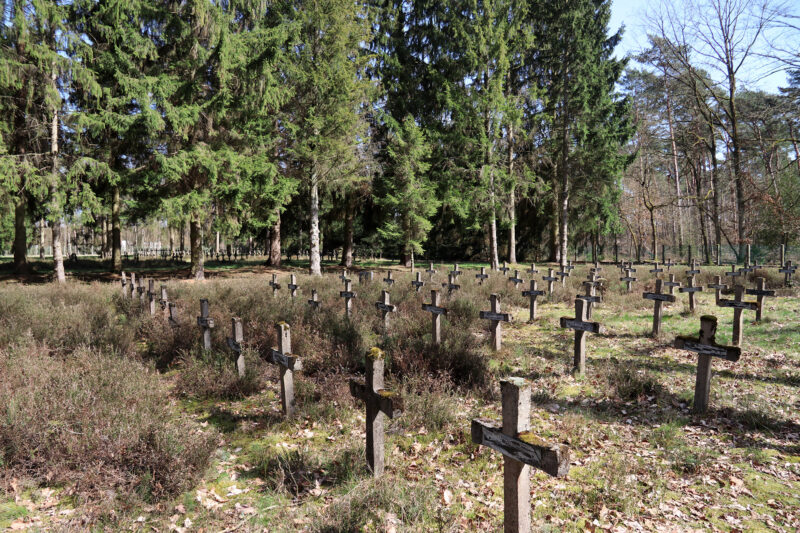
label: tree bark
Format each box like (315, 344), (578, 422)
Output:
(39, 219), (45, 259)
(309, 172), (322, 275)
(664, 78), (685, 254)
(508, 124), (516, 264)
(111, 186), (122, 272)
(190, 218), (204, 280)
(13, 194), (28, 273)
(268, 212), (281, 267)
(341, 208), (354, 268)
(50, 74), (65, 283)
(180, 220), (186, 252)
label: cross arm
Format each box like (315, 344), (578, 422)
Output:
(559, 317), (603, 333)
(349, 380), (403, 418)
(674, 337), (741, 362)
(471, 419), (570, 477)
(197, 317), (215, 328)
(480, 311), (512, 322)
(270, 349), (303, 371)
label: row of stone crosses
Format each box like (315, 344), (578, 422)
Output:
(117, 258), (792, 533)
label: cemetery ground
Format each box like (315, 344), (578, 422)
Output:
(0, 264), (798, 531)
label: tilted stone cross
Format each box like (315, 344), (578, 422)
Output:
(508, 270), (524, 287)
(425, 262), (436, 280)
(340, 279), (357, 317)
(121, 272), (128, 298)
(480, 294), (512, 351)
(499, 261), (510, 275)
(168, 303), (179, 327)
(471, 377), (570, 533)
(288, 274), (299, 298)
(663, 274), (681, 296)
(716, 284), (757, 346)
(197, 301), (215, 350)
(542, 268), (558, 295)
(383, 271), (395, 286)
(442, 273), (461, 294)
(746, 277), (775, 322)
(620, 268), (637, 293)
(643, 279), (676, 336)
(674, 315), (741, 414)
(307, 288), (320, 309)
(560, 298), (603, 376)
(707, 275), (728, 305)
(779, 260), (795, 287)
(375, 290), (397, 330)
(411, 271), (424, 292)
(226, 317), (246, 378)
(269, 273), (281, 297)
(527, 263), (539, 275)
(522, 280), (545, 322)
(349, 348), (402, 478)
(269, 322), (303, 417)
(159, 285), (169, 317)
(679, 272), (703, 312)
(476, 266), (490, 285)
(422, 290), (447, 345)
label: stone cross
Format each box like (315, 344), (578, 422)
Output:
(679, 273), (703, 312)
(128, 271), (137, 299)
(358, 270), (373, 284)
(137, 280), (146, 306)
(121, 272), (128, 298)
(425, 262), (436, 280)
(226, 317), (246, 378)
(287, 274), (299, 298)
(340, 279), (357, 317)
(480, 294), (512, 351)
(499, 261), (510, 275)
(375, 290), (397, 330)
(707, 275), (728, 305)
(542, 268), (558, 294)
(340, 269), (350, 283)
(307, 288), (320, 309)
(664, 258), (675, 271)
(159, 285), (169, 317)
(349, 348), (402, 478)
(527, 263), (539, 275)
(674, 316), (741, 414)
(411, 271), (425, 292)
(476, 266), (489, 285)
(578, 277), (602, 320)
(716, 284), (757, 346)
(649, 262), (663, 277)
(643, 279), (676, 336)
(422, 290), (447, 345)
(724, 263), (741, 280)
(557, 268), (570, 286)
(566, 260), (575, 272)
(197, 299), (215, 350)
(147, 279), (157, 316)
(686, 259), (701, 277)
(522, 280), (545, 322)
(560, 298), (603, 376)
(269, 273), (281, 297)
(450, 263), (462, 278)
(779, 260), (795, 287)
(471, 377), (569, 533)
(663, 274), (681, 296)
(508, 270), (524, 287)
(383, 271), (395, 286)
(620, 268), (637, 293)
(168, 302), (179, 327)
(269, 322), (303, 417)
(746, 277), (775, 322)
(442, 273), (461, 294)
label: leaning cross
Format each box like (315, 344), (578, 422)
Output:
(542, 268), (558, 294)
(745, 277), (775, 322)
(471, 377), (569, 533)
(476, 266), (490, 285)
(522, 280), (545, 322)
(442, 273), (461, 294)
(159, 285), (169, 317)
(560, 298), (603, 376)
(226, 317), (246, 378)
(383, 271), (395, 286)
(674, 315), (741, 414)
(375, 290), (397, 330)
(340, 280), (357, 317)
(287, 274), (299, 298)
(422, 290), (447, 345)
(643, 279), (676, 336)
(269, 322), (303, 417)
(707, 275), (728, 305)
(269, 273), (281, 297)
(121, 272), (128, 298)
(508, 270), (524, 287)
(168, 303), (179, 327)
(411, 272), (425, 292)
(307, 288), (321, 309)
(679, 273), (703, 312)
(197, 299), (215, 350)
(480, 294), (512, 351)
(349, 348), (402, 478)
(716, 284), (757, 346)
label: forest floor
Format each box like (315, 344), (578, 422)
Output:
(0, 262), (798, 532)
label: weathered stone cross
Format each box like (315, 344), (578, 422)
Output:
(542, 268), (558, 294)
(128, 272), (137, 299)
(269, 322), (303, 417)
(649, 262), (663, 278)
(499, 261), (510, 276)
(411, 271), (424, 292)
(159, 285), (169, 317)
(425, 262), (436, 280)
(475, 266), (489, 285)
(349, 348), (402, 478)
(522, 280), (545, 322)
(441, 273), (461, 294)
(121, 272), (128, 298)
(226, 317), (246, 378)
(663, 273), (681, 296)
(471, 377), (570, 533)
(147, 279), (157, 316)
(375, 290), (397, 330)
(168, 302), (179, 327)
(383, 271), (395, 286)
(508, 270), (524, 287)
(620, 268), (637, 293)
(340, 269), (350, 283)
(707, 275), (728, 305)
(340, 279), (357, 317)
(197, 299), (215, 350)
(480, 294), (512, 351)
(557, 268), (570, 286)
(679, 272), (703, 312)
(745, 277), (775, 322)
(716, 284), (757, 346)
(450, 263), (462, 278)
(422, 290), (447, 345)
(674, 316), (741, 414)
(527, 263), (539, 275)
(288, 274), (299, 298)
(578, 275), (602, 320)
(724, 263), (742, 280)
(269, 273), (281, 297)
(643, 279), (676, 336)
(779, 260), (796, 287)
(307, 288), (320, 309)
(358, 270), (374, 284)
(560, 298), (603, 376)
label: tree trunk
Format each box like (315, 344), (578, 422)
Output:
(168, 225), (174, 253)
(649, 207), (657, 261)
(13, 194), (28, 273)
(550, 197), (559, 263)
(190, 218), (204, 280)
(50, 76), (65, 283)
(309, 172), (322, 275)
(111, 186), (122, 272)
(268, 212), (281, 266)
(341, 208), (354, 268)
(215, 231), (220, 255)
(180, 221), (186, 252)
(508, 124), (516, 264)
(39, 219), (45, 259)
(664, 80), (685, 254)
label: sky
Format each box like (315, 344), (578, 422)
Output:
(609, 0), (791, 93)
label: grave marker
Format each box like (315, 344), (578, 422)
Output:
(159, 285), (169, 317)
(716, 285), (757, 346)
(226, 317), (246, 378)
(724, 263), (741, 280)
(746, 277), (775, 322)
(269, 322), (303, 417)
(168, 303), (179, 327)
(307, 288), (320, 309)
(522, 280), (545, 322)
(499, 261), (510, 275)
(679, 273), (703, 312)
(620, 268), (637, 293)
(349, 348), (402, 478)
(643, 279), (676, 336)
(557, 268), (570, 286)
(340, 279), (357, 317)
(663, 274), (681, 296)
(425, 262), (436, 279)
(674, 316), (741, 414)
(509, 270), (524, 287)
(471, 377), (569, 533)
(527, 263), (539, 275)
(578, 274), (602, 319)
(560, 298), (603, 376)
(121, 272), (128, 298)
(375, 290), (397, 330)
(450, 263), (462, 278)
(269, 273), (281, 297)
(197, 299), (215, 350)
(442, 273), (461, 294)
(147, 279), (157, 316)
(411, 272), (425, 292)
(422, 290), (447, 345)
(480, 294), (512, 351)
(649, 262), (663, 277)
(476, 266), (489, 285)
(383, 271), (395, 286)
(288, 274), (299, 298)
(358, 270), (373, 284)
(779, 260), (795, 287)
(707, 275), (728, 305)
(542, 268), (558, 294)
